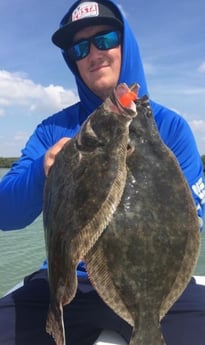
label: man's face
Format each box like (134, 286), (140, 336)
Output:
(74, 25), (122, 100)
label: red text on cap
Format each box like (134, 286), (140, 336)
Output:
(72, 2), (99, 21)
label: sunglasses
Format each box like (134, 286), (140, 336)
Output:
(67, 30), (121, 61)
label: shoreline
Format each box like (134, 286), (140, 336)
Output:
(0, 157), (18, 169)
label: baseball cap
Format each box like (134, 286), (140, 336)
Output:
(52, 0), (123, 50)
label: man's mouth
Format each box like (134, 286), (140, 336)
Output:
(90, 63), (109, 72)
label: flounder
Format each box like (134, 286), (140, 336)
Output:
(43, 83), (138, 345)
(44, 84), (200, 345)
(85, 96), (200, 344)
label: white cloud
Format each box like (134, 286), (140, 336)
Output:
(198, 61), (205, 73)
(143, 63), (156, 75)
(0, 70), (80, 156)
(13, 131), (29, 141)
(189, 119), (205, 132)
(0, 131), (30, 157)
(151, 85), (205, 96)
(0, 70), (79, 115)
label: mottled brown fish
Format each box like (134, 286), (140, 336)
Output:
(43, 83), (138, 345)
(85, 96), (200, 345)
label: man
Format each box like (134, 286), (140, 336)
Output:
(0, 1), (205, 344)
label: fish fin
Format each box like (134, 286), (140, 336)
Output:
(85, 244), (134, 326)
(160, 226), (200, 319)
(46, 303), (65, 345)
(129, 323), (165, 345)
(46, 264), (78, 345)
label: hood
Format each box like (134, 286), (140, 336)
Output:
(57, 0), (149, 117)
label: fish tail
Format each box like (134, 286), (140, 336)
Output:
(46, 303), (65, 345)
(129, 326), (165, 345)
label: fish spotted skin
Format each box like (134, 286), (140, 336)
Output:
(43, 83), (138, 345)
(85, 96), (200, 345)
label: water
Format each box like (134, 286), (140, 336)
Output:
(0, 169), (204, 297)
(0, 169), (45, 296)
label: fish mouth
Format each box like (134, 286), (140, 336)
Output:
(127, 140), (135, 155)
(112, 83), (139, 115)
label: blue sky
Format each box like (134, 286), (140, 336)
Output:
(0, 0), (205, 156)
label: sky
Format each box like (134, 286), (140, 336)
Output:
(0, 0), (205, 157)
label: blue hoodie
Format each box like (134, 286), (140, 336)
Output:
(0, 0), (204, 276)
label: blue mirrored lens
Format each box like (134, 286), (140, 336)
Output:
(68, 31), (121, 61)
(94, 31), (120, 50)
(71, 40), (89, 60)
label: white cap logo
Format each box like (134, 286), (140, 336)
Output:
(72, 2), (99, 21)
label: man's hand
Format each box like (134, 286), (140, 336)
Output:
(44, 137), (70, 176)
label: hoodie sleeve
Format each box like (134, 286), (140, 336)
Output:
(0, 122), (51, 230)
(0, 103), (82, 231)
(155, 105), (205, 231)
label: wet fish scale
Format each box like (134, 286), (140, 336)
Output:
(85, 96), (200, 345)
(43, 83), (138, 345)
